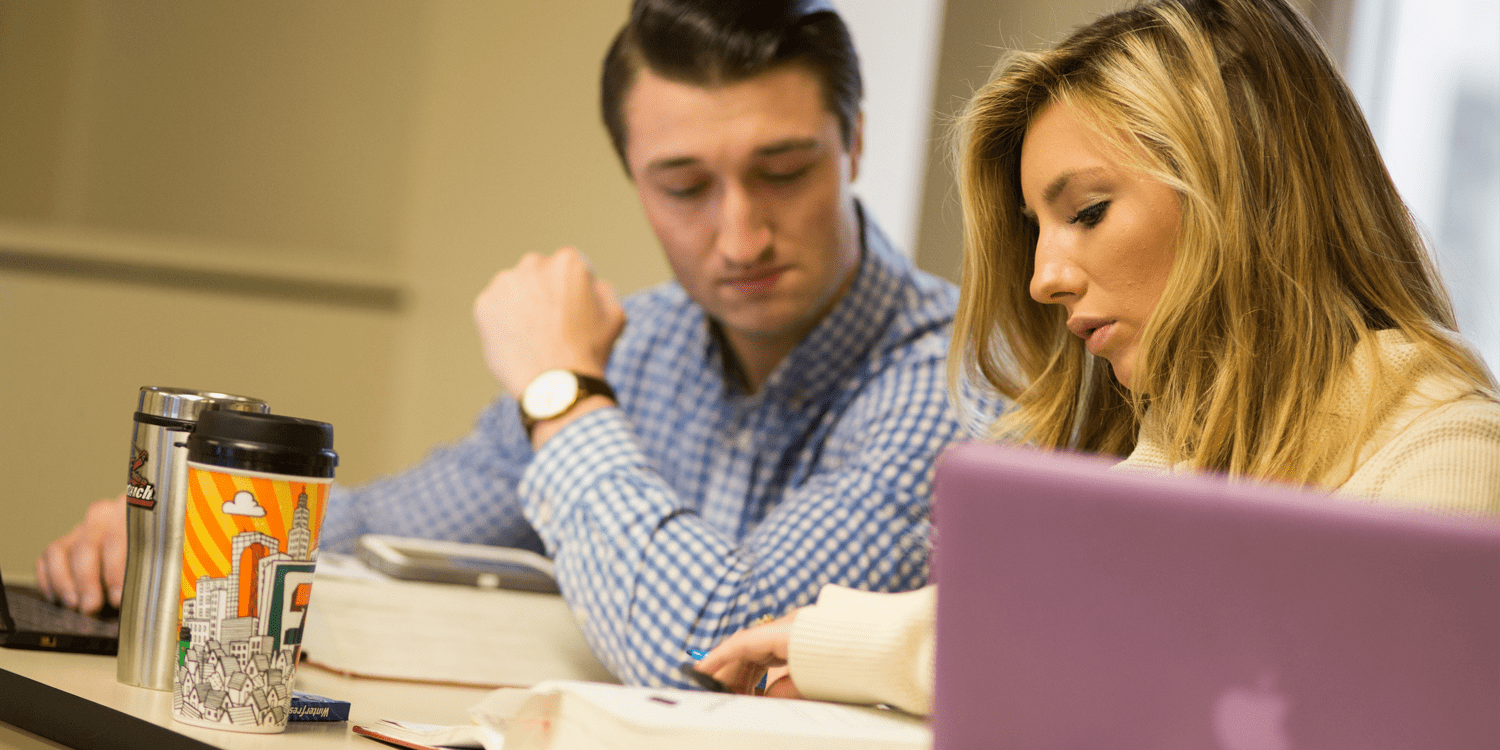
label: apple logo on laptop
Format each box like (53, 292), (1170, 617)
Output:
(1212, 672), (1293, 750)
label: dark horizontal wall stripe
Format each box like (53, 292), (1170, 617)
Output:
(0, 247), (403, 312)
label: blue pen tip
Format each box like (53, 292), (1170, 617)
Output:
(686, 649), (707, 660)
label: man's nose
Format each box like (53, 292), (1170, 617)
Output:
(715, 182), (772, 265)
(1029, 232), (1083, 305)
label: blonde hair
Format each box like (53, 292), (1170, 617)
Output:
(950, 0), (1496, 483)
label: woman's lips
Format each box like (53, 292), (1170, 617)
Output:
(725, 268), (787, 296)
(1068, 316), (1117, 356)
(1084, 321), (1115, 357)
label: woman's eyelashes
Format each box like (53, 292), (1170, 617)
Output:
(1069, 200), (1110, 228)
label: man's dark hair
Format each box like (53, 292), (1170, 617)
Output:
(600, 0), (863, 172)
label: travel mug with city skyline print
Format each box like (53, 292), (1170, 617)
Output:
(171, 410), (336, 734)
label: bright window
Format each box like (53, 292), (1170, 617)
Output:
(1346, 0), (1500, 375)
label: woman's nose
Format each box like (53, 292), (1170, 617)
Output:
(1029, 233), (1083, 305)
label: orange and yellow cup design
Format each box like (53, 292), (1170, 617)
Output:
(171, 463), (331, 733)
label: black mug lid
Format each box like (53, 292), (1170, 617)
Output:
(187, 410), (337, 478)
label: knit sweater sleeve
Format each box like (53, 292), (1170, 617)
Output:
(787, 584), (936, 716)
(1338, 396), (1500, 515)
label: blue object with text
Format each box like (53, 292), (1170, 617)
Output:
(289, 691), (350, 722)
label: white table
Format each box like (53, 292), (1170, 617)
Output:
(0, 645), (492, 749)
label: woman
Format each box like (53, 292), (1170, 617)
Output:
(694, 0), (1500, 714)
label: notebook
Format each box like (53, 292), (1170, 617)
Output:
(931, 442), (1500, 749)
(0, 564), (119, 655)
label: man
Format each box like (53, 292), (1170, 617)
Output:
(39, 0), (971, 687)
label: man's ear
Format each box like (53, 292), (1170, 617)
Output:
(847, 111), (865, 183)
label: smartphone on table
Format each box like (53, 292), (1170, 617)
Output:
(355, 535), (559, 594)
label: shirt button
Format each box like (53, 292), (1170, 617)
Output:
(737, 430), (755, 452)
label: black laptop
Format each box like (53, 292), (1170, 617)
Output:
(0, 565), (119, 655)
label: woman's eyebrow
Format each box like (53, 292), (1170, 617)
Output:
(1042, 167), (1106, 204)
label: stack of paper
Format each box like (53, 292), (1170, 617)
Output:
(300, 560), (616, 688)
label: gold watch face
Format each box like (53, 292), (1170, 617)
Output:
(521, 369), (581, 420)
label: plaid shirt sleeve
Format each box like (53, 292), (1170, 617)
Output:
(318, 396), (544, 556)
(518, 335), (958, 687)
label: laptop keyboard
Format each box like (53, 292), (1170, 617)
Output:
(6, 585), (120, 638)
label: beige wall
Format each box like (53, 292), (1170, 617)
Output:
(0, 0), (662, 575)
(385, 2), (664, 471)
(0, 270), (402, 575)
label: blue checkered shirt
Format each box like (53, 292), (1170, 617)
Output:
(320, 213), (968, 687)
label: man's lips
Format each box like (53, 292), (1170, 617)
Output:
(724, 267), (788, 295)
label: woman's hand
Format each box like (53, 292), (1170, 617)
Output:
(695, 611), (803, 698)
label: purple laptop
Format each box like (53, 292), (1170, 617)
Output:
(931, 441), (1499, 750)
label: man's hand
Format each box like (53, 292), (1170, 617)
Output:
(695, 611), (804, 698)
(36, 494), (128, 614)
(473, 248), (626, 398)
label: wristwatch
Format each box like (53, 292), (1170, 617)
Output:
(518, 369), (617, 438)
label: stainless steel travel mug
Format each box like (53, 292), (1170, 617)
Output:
(117, 387), (269, 690)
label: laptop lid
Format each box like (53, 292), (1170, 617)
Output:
(932, 442), (1500, 750)
(0, 564), (119, 655)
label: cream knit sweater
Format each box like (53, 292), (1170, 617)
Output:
(1122, 330), (1500, 515)
(787, 331), (1500, 715)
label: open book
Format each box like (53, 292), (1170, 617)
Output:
(472, 680), (931, 750)
(300, 554), (616, 687)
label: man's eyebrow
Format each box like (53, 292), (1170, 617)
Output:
(645, 155), (700, 173)
(755, 137), (820, 157)
(644, 138), (823, 174)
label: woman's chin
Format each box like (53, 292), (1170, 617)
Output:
(1105, 357), (1135, 392)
